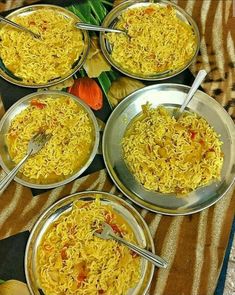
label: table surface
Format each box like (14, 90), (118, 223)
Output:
(0, 0), (234, 295)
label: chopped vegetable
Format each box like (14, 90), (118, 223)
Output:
(199, 139), (204, 145)
(68, 77), (103, 110)
(61, 249), (67, 260)
(61, 244), (69, 260)
(30, 99), (46, 109)
(77, 272), (87, 285)
(76, 261), (88, 287)
(130, 250), (139, 258)
(110, 223), (123, 237)
(189, 130), (197, 140)
(145, 7), (155, 15)
(104, 210), (114, 223)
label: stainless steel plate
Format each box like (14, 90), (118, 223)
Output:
(0, 4), (90, 88)
(0, 91), (99, 189)
(102, 84), (235, 215)
(100, 0), (200, 81)
(25, 191), (155, 295)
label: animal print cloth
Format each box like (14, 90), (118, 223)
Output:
(0, 0), (39, 12)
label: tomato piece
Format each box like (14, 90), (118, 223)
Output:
(199, 139), (204, 145)
(77, 262), (88, 287)
(31, 99), (46, 109)
(104, 210), (114, 224)
(110, 223), (123, 237)
(130, 250), (139, 258)
(77, 272), (86, 282)
(145, 7), (155, 15)
(189, 130), (197, 140)
(61, 248), (67, 260)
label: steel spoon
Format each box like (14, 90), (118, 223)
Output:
(75, 22), (126, 34)
(0, 15), (41, 39)
(94, 222), (168, 269)
(174, 69), (207, 120)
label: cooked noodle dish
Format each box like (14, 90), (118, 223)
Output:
(122, 104), (224, 195)
(0, 8), (84, 84)
(6, 95), (94, 184)
(36, 198), (141, 295)
(107, 4), (197, 76)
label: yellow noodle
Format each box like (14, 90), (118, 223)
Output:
(0, 8), (84, 84)
(107, 4), (197, 75)
(37, 198), (140, 295)
(122, 105), (223, 195)
(6, 96), (93, 183)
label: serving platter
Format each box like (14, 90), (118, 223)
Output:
(100, 0), (200, 81)
(25, 191), (155, 295)
(0, 4), (90, 88)
(0, 90), (100, 189)
(102, 83), (235, 215)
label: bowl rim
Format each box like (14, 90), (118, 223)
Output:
(0, 4), (90, 88)
(102, 83), (235, 215)
(99, 0), (200, 81)
(24, 190), (155, 295)
(0, 90), (100, 189)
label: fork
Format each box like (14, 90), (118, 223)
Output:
(0, 132), (51, 193)
(94, 222), (168, 268)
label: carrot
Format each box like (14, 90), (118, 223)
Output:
(68, 77), (103, 110)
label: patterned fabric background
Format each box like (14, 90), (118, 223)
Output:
(0, 0), (234, 294)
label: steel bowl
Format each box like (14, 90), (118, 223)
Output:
(100, 0), (200, 81)
(0, 4), (90, 88)
(25, 191), (155, 295)
(102, 84), (235, 215)
(0, 91), (99, 189)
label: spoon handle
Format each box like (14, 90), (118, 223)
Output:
(110, 233), (168, 268)
(0, 15), (24, 31)
(178, 69), (207, 116)
(0, 15), (40, 39)
(75, 22), (125, 34)
(0, 153), (29, 193)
